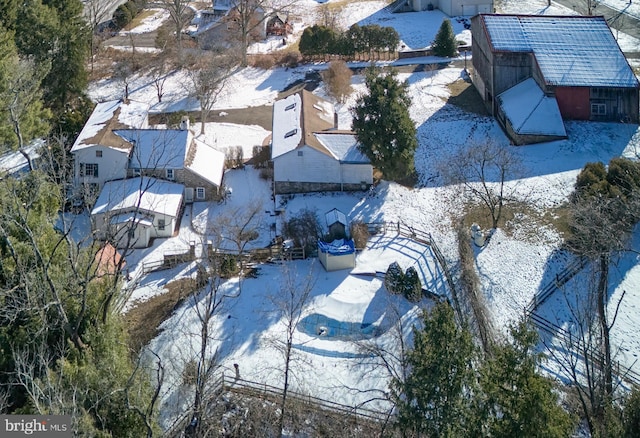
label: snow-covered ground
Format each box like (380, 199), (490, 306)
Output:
(79, 0), (640, 429)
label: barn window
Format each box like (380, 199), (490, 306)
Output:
(96, 150), (103, 158)
(591, 103), (606, 116)
(284, 129), (297, 138)
(80, 163), (99, 178)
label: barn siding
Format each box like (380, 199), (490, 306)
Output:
(555, 87), (590, 120)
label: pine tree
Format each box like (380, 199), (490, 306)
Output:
(391, 301), (476, 437)
(432, 19), (457, 58)
(478, 321), (574, 438)
(351, 67), (417, 182)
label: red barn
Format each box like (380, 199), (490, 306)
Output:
(471, 14), (639, 145)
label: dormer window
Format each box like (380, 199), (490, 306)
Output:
(285, 103), (296, 111)
(284, 129), (297, 138)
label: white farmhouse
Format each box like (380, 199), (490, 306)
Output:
(90, 177), (184, 249)
(70, 100), (149, 197)
(271, 90), (372, 194)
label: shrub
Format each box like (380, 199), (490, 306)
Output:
(403, 266), (422, 302)
(278, 51), (302, 68)
(350, 221), (370, 249)
(282, 209), (322, 255)
(225, 146), (244, 169)
(432, 19), (457, 57)
(113, 4), (133, 29)
(385, 262), (404, 295)
(322, 60), (353, 104)
(252, 145), (271, 169)
(249, 54), (276, 70)
(259, 167), (273, 180)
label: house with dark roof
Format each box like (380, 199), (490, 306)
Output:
(271, 90), (372, 194)
(471, 14), (639, 145)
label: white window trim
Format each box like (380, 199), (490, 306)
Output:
(166, 168), (175, 180)
(196, 187), (206, 200)
(591, 103), (606, 116)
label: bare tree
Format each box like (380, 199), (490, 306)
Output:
(160, 0), (191, 58)
(264, 261), (316, 436)
(186, 50), (239, 135)
(440, 141), (522, 230)
(230, 0), (300, 66)
(150, 57), (170, 104)
(84, 0), (113, 72)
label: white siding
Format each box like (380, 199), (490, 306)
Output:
(340, 163), (373, 185)
(73, 146), (128, 189)
(274, 146), (341, 183)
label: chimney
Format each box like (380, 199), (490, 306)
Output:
(180, 117), (190, 131)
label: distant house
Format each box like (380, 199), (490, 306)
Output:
(70, 100), (150, 197)
(91, 177), (184, 249)
(0, 140), (43, 179)
(471, 14), (640, 145)
(392, 0), (492, 16)
(114, 123), (225, 202)
(271, 90), (372, 194)
(266, 13), (292, 36)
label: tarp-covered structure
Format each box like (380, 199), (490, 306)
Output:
(318, 239), (356, 271)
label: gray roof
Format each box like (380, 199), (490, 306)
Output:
(314, 133), (370, 164)
(482, 14), (639, 88)
(115, 129), (189, 169)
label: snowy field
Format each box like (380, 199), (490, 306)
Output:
(76, 0), (640, 428)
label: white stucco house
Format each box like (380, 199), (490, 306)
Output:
(115, 126), (225, 202)
(70, 99), (149, 198)
(271, 90), (372, 195)
(71, 100), (225, 204)
(90, 177), (184, 249)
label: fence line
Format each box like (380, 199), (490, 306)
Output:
(163, 373), (390, 437)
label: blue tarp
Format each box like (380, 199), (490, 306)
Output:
(317, 239), (355, 255)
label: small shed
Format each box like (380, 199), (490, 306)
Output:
(325, 208), (348, 239)
(266, 13), (292, 36)
(318, 239), (356, 272)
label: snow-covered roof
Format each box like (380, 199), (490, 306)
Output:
(481, 14), (639, 88)
(326, 208), (347, 227)
(109, 212), (154, 227)
(187, 137), (226, 187)
(91, 177), (184, 218)
(497, 78), (567, 137)
(0, 140), (43, 176)
(314, 133), (370, 164)
(71, 100), (150, 153)
(271, 90), (336, 160)
(115, 129), (190, 169)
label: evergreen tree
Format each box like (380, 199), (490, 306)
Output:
(391, 301), (476, 437)
(478, 321), (574, 438)
(623, 387), (640, 438)
(351, 67), (417, 182)
(432, 19), (457, 57)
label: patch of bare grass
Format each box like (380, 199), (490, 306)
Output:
(124, 10), (157, 31)
(446, 78), (489, 116)
(124, 277), (196, 352)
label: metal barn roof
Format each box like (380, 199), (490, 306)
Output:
(482, 15), (638, 88)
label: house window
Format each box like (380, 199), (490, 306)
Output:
(158, 219), (165, 231)
(166, 169), (175, 180)
(285, 103), (296, 111)
(196, 187), (205, 200)
(284, 129), (297, 138)
(297, 150), (303, 157)
(591, 103), (606, 116)
(132, 168), (141, 177)
(95, 150), (103, 158)
(80, 163), (99, 177)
